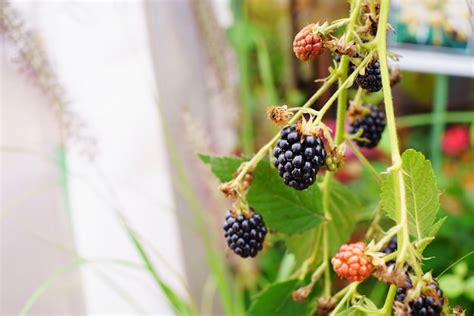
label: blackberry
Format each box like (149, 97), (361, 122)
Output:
(356, 60), (382, 92)
(273, 125), (326, 190)
(349, 105), (386, 148)
(293, 24), (324, 61)
(395, 281), (444, 316)
(380, 236), (398, 267)
(223, 209), (267, 258)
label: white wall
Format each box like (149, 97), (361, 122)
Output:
(2, 1), (187, 315)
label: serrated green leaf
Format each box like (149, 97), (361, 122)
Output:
(428, 217), (446, 237)
(438, 274), (464, 298)
(198, 154), (243, 182)
(247, 161), (324, 233)
(326, 180), (361, 255)
(286, 229), (317, 267)
(286, 180), (361, 264)
(248, 279), (310, 316)
(381, 149), (441, 240)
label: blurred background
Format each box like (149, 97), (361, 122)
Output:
(1, 0), (473, 315)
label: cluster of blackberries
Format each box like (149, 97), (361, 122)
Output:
(273, 125), (326, 190)
(395, 281), (445, 316)
(349, 105), (386, 148)
(223, 209), (267, 258)
(356, 60), (382, 92)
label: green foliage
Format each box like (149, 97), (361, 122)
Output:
(198, 155), (243, 182)
(248, 279), (311, 316)
(286, 229), (317, 267)
(247, 161), (324, 233)
(200, 155), (325, 234)
(381, 149), (442, 241)
(326, 180), (361, 255)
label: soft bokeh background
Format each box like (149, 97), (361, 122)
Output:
(1, 0), (473, 315)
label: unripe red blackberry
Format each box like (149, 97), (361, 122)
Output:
(356, 60), (382, 92)
(223, 209), (267, 258)
(273, 125), (326, 190)
(293, 24), (324, 61)
(395, 280), (444, 316)
(331, 242), (373, 282)
(349, 105), (386, 148)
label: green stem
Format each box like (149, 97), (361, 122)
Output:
(233, 75), (338, 184)
(314, 52), (373, 126)
(376, 0), (411, 269)
(380, 285), (397, 316)
(396, 111), (474, 127)
(320, 0), (363, 299)
(330, 282), (359, 315)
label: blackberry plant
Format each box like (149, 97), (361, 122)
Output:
(200, 0), (461, 314)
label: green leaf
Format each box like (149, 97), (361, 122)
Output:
(248, 280), (310, 316)
(247, 161), (324, 233)
(286, 180), (361, 270)
(464, 276), (474, 300)
(286, 229), (317, 267)
(438, 274), (464, 298)
(326, 180), (361, 255)
(428, 217), (446, 237)
(198, 154), (243, 182)
(381, 149), (441, 240)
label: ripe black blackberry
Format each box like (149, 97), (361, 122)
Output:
(380, 236), (398, 267)
(356, 60), (382, 92)
(223, 209), (267, 258)
(395, 281), (444, 316)
(349, 105), (386, 148)
(273, 125), (326, 190)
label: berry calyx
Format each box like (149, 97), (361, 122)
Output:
(349, 105), (386, 148)
(293, 24), (324, 61)
(395, 280), (445, 316)
(356, 59), (382, 92)
(273, 124), (326, 190)
(331, 242), (373, 282)
(223, 209), (267, 258)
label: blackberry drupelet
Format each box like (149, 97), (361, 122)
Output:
(380, 236), (398, 266)
(273, 125), (326, 190)
(350, 105), (386, 148)
(395, 281), (444, 316)
(356, 60), (382, 92)
(223, 209), (267, 258)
